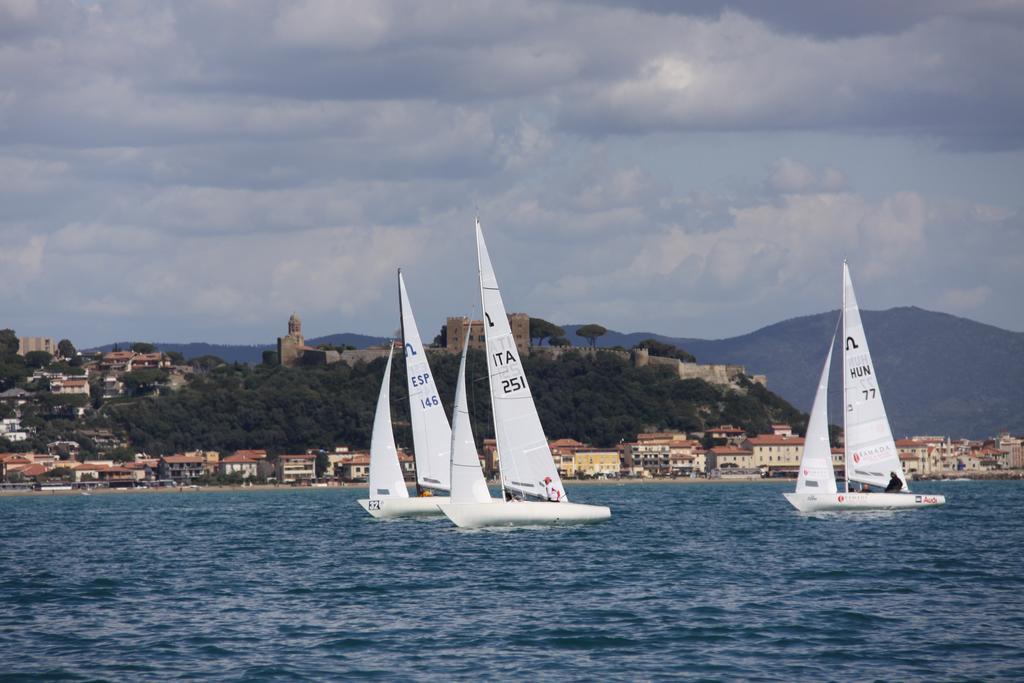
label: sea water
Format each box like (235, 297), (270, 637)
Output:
(1, 481), (1022, 681)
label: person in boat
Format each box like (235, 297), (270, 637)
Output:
(860, 483), (871, 493)
(542, 476), (563, 502)
(418, 489), (434, 497)
(503, 490), (522, 502)
(885, 472), (904, 493)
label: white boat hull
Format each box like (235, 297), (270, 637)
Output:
(783, 491), (946, 512)
(438, 500), (611, 528)
(358, 496), (450, 519)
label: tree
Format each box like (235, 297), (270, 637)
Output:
(634, 338), (696, 363)
(529, 318), (564, 346)
(165, 351), (185, 365)
(57, 339), (76, 359)
(262, 350), (279, 366)
(575, 324), (607, 348)
(0, 329), (19, 359)
(131, 342), (157, 354)
(122, 369), (169, 396)
(549, 336), (572, 347)
(315, 450), (330, 478)
(25, 350), (53, 368)
(433, 324), (447, 348)
(107, 447), (136, 463)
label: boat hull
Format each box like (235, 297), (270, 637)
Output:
(358, 496), (450, 519)
(783, 491), (946, 512)
(438, 500), (611, 528)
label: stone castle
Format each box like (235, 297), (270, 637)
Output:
(277, 311), (766, 388)
(445, 314), (530, 355)
(277, 313), (342, 367)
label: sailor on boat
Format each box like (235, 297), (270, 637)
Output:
(885, 472), (904, 493)
(542, 476), (564, 502)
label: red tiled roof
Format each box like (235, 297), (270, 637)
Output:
(222, 454), (259, 463)
(162, 455), (204, 464)
(709, 425), (745, 433)
(21, 463), (49, 476)
(233, 449), (268, 459)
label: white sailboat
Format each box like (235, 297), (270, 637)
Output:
(446, 332), (493, 505)
(396, 270), (452, 512)
(439, 220), (611, 528)
(784, 263), (946, 512)
(358, 344), (410, 517)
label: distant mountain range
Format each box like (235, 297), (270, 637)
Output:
(90, 307), (1023, 439)
(564, 307), (1024, 439)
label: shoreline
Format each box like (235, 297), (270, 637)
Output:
(3, 474), (1005, 497)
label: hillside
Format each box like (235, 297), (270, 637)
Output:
(565, 307), (1024, 439)
(87, 307), (1022, 439)
(100, 350), (805, 455)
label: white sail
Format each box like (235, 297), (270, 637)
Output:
(475, 219), (566, 502)
(842, 262), (908, 490)
(449, 332), (492, 504)
(367, 344), (409, 499)
(399, 271), (452, 493)
(795, 330), (838, 494)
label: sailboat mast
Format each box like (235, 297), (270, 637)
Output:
(476, 218), (508, 502)
(842, 261), (850, 494)
(398, 268), (421, 496)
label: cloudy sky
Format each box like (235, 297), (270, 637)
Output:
(2, 0), (1022, 347)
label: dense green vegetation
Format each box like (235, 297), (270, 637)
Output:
(99, 349), (807, 455)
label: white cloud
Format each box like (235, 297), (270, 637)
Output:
(0, 2), (1021, 343)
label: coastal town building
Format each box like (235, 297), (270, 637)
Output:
(158, 455), (205, 484)
(17, 336), (56, 357)
(703, 425), (747, 446)
(276, 453), (317, 483)
(336, 454), (370, 482)
(50, 377), (90, 396)
(220, 454), (259, 479)
(572, 449), (621, 478)
(745, 435), (806, 473)
(706, 446), (756, 474)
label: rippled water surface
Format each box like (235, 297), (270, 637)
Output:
(2, 481), (1023, 681)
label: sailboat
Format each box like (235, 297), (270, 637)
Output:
(784, 263), (946, 512)
(359, 273), (457, 519)
(446, 331), (493, 505)
(358, 344), (412, 517)
(438, 220), (611, 528)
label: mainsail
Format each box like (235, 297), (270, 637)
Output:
(475, 220), (566, 501)
(842, 262), (908, 490)
(367, 344), (409, 499)
(795, 330), (838, 494)
(449, 333), (492, 504)
(399, 271), (452, 493)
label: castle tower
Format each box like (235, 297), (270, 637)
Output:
(288, 312), (303, 339)
(278, 312), (306, 367)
